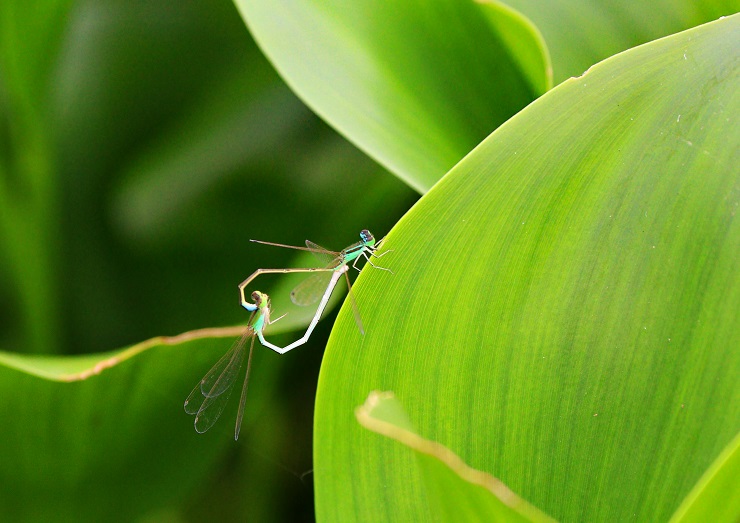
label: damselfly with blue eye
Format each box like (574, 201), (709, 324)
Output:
(248, 230), (391, 335)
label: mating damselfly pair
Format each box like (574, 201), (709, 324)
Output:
(184, 230), (391, 439)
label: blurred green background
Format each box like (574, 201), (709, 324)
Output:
(1, 0), (416, 356)
(1, 0), (415, 520)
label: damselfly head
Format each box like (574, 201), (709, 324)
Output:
(360, 229), (374, 243)
(251, 290), (270, 310)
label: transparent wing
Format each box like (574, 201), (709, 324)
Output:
(184, 333), (244, 415)
(191, 338), (248, 434)
(184, 381), (207, 415)
(234, 335), (256, 441)
(290, 271), (334, 306)
(194, 321), (253, 398)
(306, 240), (339, 267)
(193, 383), (236, 434)
(251, 238), (337, 259)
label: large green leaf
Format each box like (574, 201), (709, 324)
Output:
(315, 15), (739, 523)
(234, 0), (547, 192)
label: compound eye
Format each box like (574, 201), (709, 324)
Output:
(251, 291), (260, 302)
(360, 229), (372, 241)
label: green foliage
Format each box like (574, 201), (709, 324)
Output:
(0, 0), (736, 521)
(313, 14), (739, 523)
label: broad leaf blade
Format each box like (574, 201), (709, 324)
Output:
(315, 15), (739, 522)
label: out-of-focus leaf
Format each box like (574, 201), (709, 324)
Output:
(668, 431), (740, 523)
(356, 391), (557, 523)
(234, 0), (548, 192)
(0, 0), (73, 99)
(315, 16), (739, 522)
(0, 0), (75, 354)
(477, 0), (552, 95)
